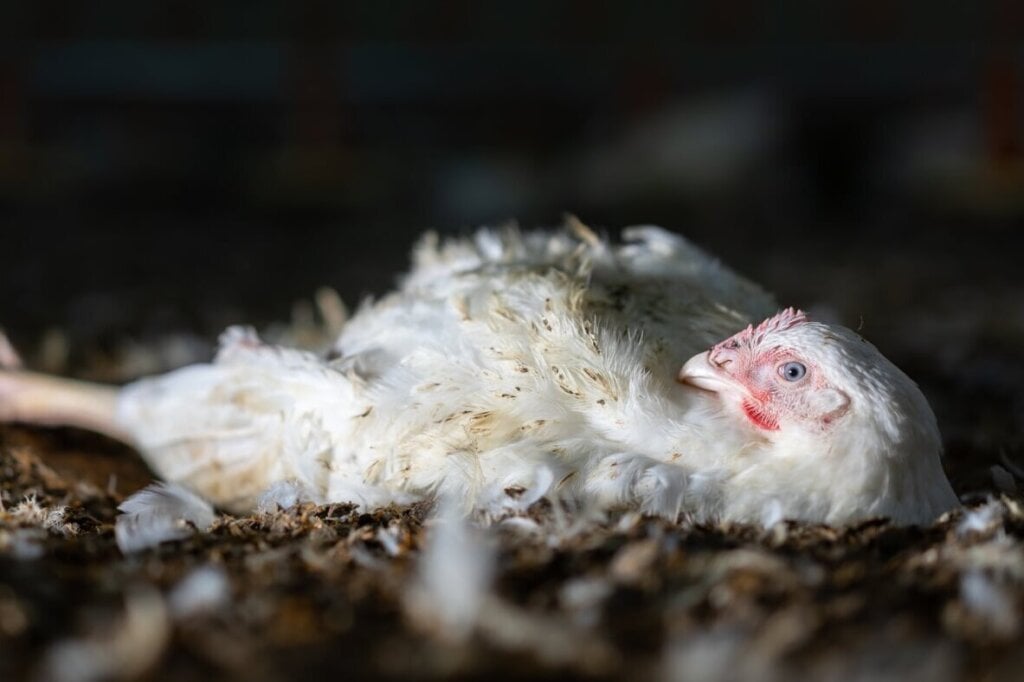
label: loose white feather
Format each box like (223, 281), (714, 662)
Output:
(168, 565), (230, 619)
(406, 498), (494, 641)
(115, 483), (217, 554)
(956, 499), (1004, 539)
(256, 480), (319, 514)
(42, 588), (170, 682)
(960, 569), (1018, 636)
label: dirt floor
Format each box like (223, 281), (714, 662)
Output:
(2, 227), (1024, 682)
(3, 427), (1024, 682)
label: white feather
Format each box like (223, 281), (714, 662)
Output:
(168, 565), (230, 619)
(375, 525), (404, 557)
(42, 588), (169, 682)
(407, 498), (494, 641)
(5, 494), (77, 535)
(115, 483), (216, 554)
(956, 499), (1004, 538)
(960, 569), (1018, 635)
(256, 479), (319, 513)
(0, 528), (46, 560)
(662, 630), (762, 682)
(759, 498), (785, 528)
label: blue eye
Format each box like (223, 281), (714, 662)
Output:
(779, 361), (807, 382)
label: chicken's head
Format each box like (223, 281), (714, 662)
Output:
(677, 308), (959, 525)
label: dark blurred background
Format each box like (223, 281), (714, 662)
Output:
(0, 3), (1022, 442)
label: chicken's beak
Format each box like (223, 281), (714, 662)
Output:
(677, 351), (734, 394)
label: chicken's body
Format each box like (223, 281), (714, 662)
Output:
(0, 225), (959, 525)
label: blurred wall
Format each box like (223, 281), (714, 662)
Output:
(0, 2), (1021, 340)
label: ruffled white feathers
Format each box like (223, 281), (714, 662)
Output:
(106, 224), (957, 527)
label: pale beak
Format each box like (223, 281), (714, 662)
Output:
(677, 351), (735, 394)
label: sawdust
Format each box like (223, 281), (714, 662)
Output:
(1, 421), (1023, 681)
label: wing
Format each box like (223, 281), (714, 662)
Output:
(118, 224), (776, 515)
(326, 225), (771, 510)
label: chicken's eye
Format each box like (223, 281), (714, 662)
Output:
(779, 361), (807, 382)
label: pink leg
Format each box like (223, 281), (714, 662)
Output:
(0, 370), (129, 443)
(0, 331), (130, 444)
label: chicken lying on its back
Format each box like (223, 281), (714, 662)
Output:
(0, 225), (958, 526)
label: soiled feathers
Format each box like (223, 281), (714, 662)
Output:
(34, 225), (962, 526)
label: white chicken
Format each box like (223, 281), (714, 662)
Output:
(0, 224), (958, 526)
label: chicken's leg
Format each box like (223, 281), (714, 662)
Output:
(0, 331), (130, 444)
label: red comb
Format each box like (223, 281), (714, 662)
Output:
(730, 308), (809, 346)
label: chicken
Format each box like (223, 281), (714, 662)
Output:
(0, 224), (959, 526)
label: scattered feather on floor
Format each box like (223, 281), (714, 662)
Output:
(662, 629), (773, 682)
(406, 498), (615, 670)
(2, 493), (78, 537)
(167, 565), (231, 619)
(41, 588), (170, 682)
(115, 483), (217, 554)
(955, 498), (1005, 538)
(0, 527), (46, 560)
(958, 569), (1019, 637)
(256, 480), (318, 514)
(406, 498), (494, 642)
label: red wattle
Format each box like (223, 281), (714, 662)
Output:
(742, 399), (780, 431)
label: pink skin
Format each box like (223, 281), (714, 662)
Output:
(677, 309), (850, 433)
